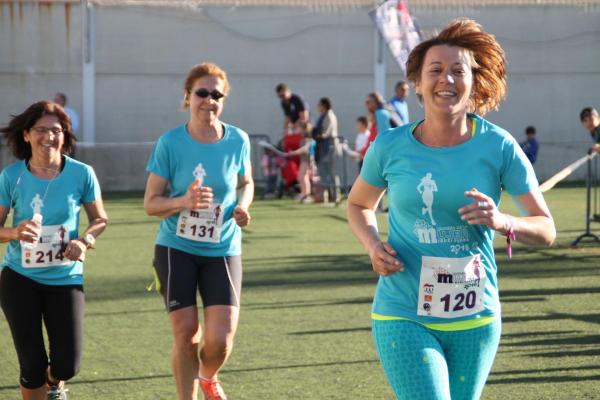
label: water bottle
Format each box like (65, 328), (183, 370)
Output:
(21, 213), (42, 250)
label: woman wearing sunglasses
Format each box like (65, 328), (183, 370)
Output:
(0, 101), (108, 400)
(144, 63), (254, 400)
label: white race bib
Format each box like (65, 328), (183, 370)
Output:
(176, 204), (224, 243)
(417, 254), (486, 318)
(22, 224), (71, 268)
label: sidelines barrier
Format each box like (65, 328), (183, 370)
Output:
(0, 134), (359, 193)
(572, 153), (600, 246)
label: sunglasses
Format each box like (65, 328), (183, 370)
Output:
(31, 126), (63, 135)
(194, 88), (225, 101)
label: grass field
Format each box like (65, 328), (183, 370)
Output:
(0, 187), (599, 399)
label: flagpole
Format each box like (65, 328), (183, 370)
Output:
(374, 28), (386, 97)
(82, 0), (96, 144)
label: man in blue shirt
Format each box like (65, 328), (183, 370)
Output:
(388, 81), (410, 126)
(520, 125), (539, 164)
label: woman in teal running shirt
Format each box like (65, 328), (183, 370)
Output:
(0, 101), (108, 400)
(347, 19), (555, 400)
(144, 63), (253, 400)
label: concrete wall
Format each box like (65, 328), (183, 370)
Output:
(1, 2), (599, 190)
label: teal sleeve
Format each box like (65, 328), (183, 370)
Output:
(146, 137), (171, 181)
(376, 109), (392, 134)
(360, 140), (387, 188)
(501, 136), (538, 196)
(83, 166), (101, 203)
(239, 135), (251, 176)
(0, 170), (11, 208)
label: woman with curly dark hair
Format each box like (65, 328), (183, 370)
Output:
(347, 19), (555, 399)
(0, 101), (108, 400)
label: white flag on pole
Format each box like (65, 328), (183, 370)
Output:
(370, 0), (423, 74)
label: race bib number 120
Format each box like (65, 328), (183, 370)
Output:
(417, 254), (486, 318)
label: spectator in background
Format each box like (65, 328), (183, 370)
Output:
(275, 83), (309, 133)
(342, 116), (370, 172)
(312, 97), (340, 203)
(389, 81), (410, 126)
(580, 107), (600, 153)
(520, 125), (539, 164)
(361, 92), (392, 158)
(53, 93), (79, 135)
(355, 116), (370, 168)
(284, 123), (316, 203)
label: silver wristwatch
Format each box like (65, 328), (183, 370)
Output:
(80, 233), (96, 249)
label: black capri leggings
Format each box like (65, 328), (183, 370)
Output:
(0, 267), (84, 389)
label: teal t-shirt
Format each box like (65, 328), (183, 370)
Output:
(0, 156), (101, 286)
(361, 114), (538, 323)
(146, 123), (251, 257)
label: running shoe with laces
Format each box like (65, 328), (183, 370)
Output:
(46, 384), (69, 400)
(198, 378), (227, 400)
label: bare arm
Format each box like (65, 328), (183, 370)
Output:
(285, 142), (310, 157)
(63, 198), (109, 261)
(233, 167), (254, 227)
(298, 110), (309, 126)
(80, 199), (109, 239)
(460, 187), (555, 246)
(143, 173), (213, 218)
(509, 190), (556, 245)
(346, 177), (402, 276)
(0, 206), (42, 243)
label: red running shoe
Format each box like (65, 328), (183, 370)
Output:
(198, 378), (228, 400)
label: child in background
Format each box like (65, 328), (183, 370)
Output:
(285, 123), (316, 203)
(520, 125), (539, 165)
(261, 148), (279, 199)
(342, 116), (371, 171)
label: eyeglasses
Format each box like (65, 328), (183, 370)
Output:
(31, 126), (63, 135)
(194, 88), (225, 101)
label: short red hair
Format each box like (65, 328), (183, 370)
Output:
(406, 19), (507, 116)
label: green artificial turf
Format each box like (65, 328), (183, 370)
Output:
(0, 188), (598, 399)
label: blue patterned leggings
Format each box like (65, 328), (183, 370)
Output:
(372, 319), (501, 400)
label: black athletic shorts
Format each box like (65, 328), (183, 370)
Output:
(0, 267), (84, 389)
(153, 245), (242, 312)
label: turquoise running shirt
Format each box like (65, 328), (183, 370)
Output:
(0, 156), (101, 286)
(146, 123), (251, 257)
(361, 114), (538, 323)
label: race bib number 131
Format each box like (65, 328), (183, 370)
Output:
(176, 204), (224, 244)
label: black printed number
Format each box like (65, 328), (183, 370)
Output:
(190, 225), (215, 238)
(35, 249), (65, 264)
(440, 291), (477, 312)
